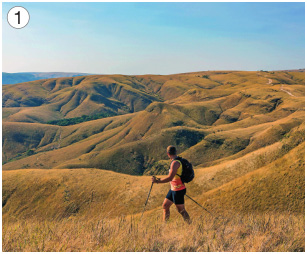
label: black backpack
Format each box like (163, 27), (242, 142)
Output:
(174, 156), (194, 183)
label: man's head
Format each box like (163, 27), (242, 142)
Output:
(167, 145), (177, 158)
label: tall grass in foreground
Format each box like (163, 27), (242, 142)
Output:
(3, 212), (304, 252)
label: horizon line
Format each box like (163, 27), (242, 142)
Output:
(3, 68), (305, 76)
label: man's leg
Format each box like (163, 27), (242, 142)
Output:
(162, 198), (173, 222)
(176, 204), (191, 224)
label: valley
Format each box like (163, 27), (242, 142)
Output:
(2, 70), (305, 251)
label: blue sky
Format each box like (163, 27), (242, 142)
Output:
(2, 2), (305, 74)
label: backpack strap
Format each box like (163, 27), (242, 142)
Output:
(171, 157), (182, 177)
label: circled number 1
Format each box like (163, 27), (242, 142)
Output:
(15, 11), (20, 24)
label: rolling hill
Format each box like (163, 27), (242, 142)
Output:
(3, 139), (304, 221)
(3, 71), (305, 174)
(2, 70), (305, 251)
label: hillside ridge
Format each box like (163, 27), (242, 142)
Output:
(3, 70), (304, 175)
(2, 70), (305, 252)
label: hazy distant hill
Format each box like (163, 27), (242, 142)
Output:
(279, 68), (305, 72)
(2, 72), (93, 85)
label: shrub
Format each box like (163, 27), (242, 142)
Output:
(47, 112), (117, 126)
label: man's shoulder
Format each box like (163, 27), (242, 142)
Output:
(171, 160), (181, 167)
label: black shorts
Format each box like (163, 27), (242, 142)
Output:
(166, 188), (186, 205)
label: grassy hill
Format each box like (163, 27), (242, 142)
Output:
(3, 71), (304, 174)
(2, 139), (304, 251)
(2, 70), (305, 251)
(3, 140), (304, 221)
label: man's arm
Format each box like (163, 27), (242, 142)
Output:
(152, 161), (180, 183)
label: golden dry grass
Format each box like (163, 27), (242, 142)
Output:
(2, 213), (304, 252)
(2, 70), (305, 251)
(2, 144), (305, 251)
(3, 70), (304, 174)
(2, 140), (304, 251)
(3, 136), (303, 220)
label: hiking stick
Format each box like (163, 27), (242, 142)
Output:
(139, 182), (154, 222)
(185, 194), (214, 217)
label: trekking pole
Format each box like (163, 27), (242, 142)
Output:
(185, 194), (214, 217)
(139, 181), (154, 222)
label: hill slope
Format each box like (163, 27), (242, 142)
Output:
(3, 140), (304, 222)
(2, 70), (305, 252)
(3, 71), (304, 174)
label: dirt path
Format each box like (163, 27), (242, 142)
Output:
(280, 85), (295, 97)
(265, 76), (295, 97)
(267, 79), (273, 85)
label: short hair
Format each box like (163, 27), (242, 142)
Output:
(167, 145), (177, 155)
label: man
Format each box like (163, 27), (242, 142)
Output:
(152, 145), (191, 223)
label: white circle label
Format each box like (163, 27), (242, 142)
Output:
(7, 6), (30, 29)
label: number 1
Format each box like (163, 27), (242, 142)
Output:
(15, 11), (20, 24)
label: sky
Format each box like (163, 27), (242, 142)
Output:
(2, 2), (305, 75)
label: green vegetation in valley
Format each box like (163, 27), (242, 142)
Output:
(46, 112), (117, 126)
